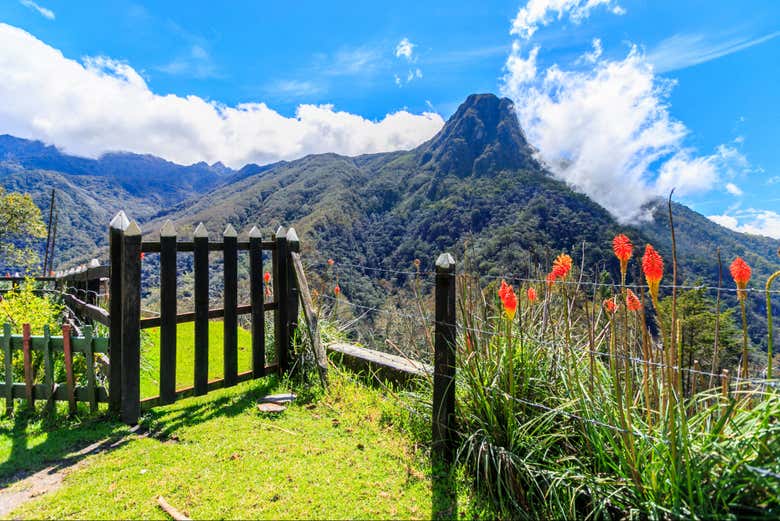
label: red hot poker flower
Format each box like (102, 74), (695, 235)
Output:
(626, 289), (642, 312)
(729, 257), (752, 301)
(498, 280), (517, 320)
(552, 254), (573, 279)
(264, 271), (271, 283)
(140, 252), (145, 261)
(545, 272), (556, 288)
(527, 287), (538, 303)
(642, 244), (664, 303)
(612, 234), (633, 276)
(603, 297), (617, 314)
(334, 284), (341, 296)
(327, 258), (335, 266)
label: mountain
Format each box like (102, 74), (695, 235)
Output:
(0, 134), (237, 266)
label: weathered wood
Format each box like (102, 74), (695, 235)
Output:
(43, 325), (54, 416)
(7, 334), (109, 354)
(159, 220), (178, 405)
(273, 227), (290, 373)
(327, 342), (431, 377)
(433, 253), (457, 464)
(290, 251), (328, 386)
(249, 226), (265, 378)
(3, 324), (12, 414)
(141, 240), (276, 253)
(193, 223), (209, 396)
(8, 383), (109, 402)
(223, 224), (238, 387)
(139, 302), (277, 329)
(62, 293), (110, 327)
(120, 220), (142, 424)
(63, 324), (76, 414)
(157, 496), (191, 521)
(23, 323), (33, 407)
(432, 253), (457, 521)
(286, 229), (300, 369)
(84, 325), (97, 413)
(109, 210), (129, 414)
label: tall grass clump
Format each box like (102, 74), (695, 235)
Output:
(454, 229), (779, 519)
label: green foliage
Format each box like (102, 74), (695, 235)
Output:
(0, 187), (46, 271)
(0, 277), (63, 334)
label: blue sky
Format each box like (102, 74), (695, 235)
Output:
(0, 0), (778, 236)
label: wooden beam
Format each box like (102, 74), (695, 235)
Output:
(290, 251), (328, 386)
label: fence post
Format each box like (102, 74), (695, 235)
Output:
(273, 226), (290, 373)
(193, 223), (210, 396)
(432, 252), (457, 520)
(108, 211), (129, 414)
(223, 224), (238, 387)
(286, 228), (300, 363)
(120, 219), (142, 425)
(249, 226), (266, 377)
(159, 220), (178, 404)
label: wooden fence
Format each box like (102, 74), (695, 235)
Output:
(109, 211), (302, 424)
(1, 323), (108, 415)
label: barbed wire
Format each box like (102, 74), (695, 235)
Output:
(318, 293), (433, 322)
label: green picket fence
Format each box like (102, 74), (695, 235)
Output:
(1, 323), (109, 415)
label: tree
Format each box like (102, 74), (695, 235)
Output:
(0, 187), (46, 271)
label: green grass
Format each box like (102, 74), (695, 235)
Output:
(4, 371), (433, 519)
(140, 320), (266, 399)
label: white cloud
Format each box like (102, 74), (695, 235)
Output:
(510, 0), (624, 40)
(501, 4), (754, 223)
(19, 0), (54, 20)
(0, 23), (444, 168)
(734, 135), (745, 144)
(725, 182), (743, 196)
(395, 38), (415, 60)
(647, 31), (780, 74)
(768, 176), (780, 185)
(708, 210), (780, 239)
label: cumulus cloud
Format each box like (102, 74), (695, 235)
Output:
(500, 5), (753, 222)
(395, 38), (415, 60)
(511, 0), (624, 40)
(708, 210), (780, 239)
(0, 23), (444, 168)
(19, 0), (54, 20)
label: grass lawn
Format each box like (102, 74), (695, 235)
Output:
(2, 371), (433, 519)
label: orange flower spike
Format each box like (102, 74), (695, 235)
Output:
(334, 284), (341, 296)
(498, 280), (517, 320)
(626, 289), (642, 312)
(642, 244), (664, 303)
(263, 271), (271, 284)
(552, 253), (573, 279)
(612, 234), (633, 277)
(327, 258), (335, 266)
(526, 287), (538, 303)
(729, 257), (752, 301)
(545, 272), (556, 288)
(603, 297), (617, 314)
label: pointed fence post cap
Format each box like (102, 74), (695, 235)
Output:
(193, 222), (208, 238)
(160, 220), (177, 237)
(286, 227), (299, 243)
(89, 259), (100, 268)
(248, 226), (262, 239)
(110, 210), (130, 230)
(223, 223), (238, 238)
(275, 225), (287, 239)
(125, 220), (142, 237)
(435, 253), (456, 271)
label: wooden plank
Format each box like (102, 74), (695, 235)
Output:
(159, 221), (178, 405)
(62, 293), (110, 327)
(63, 324), (76, 414)
(23, 323), (33, 408)
(109, 210), (128, 414)
(327, 342), (432, 377)
(9, 335), (109, 354)
(3, 324), (12, 414)
(249, 227), (265, 378)
(140, 367), (277, 410)
(142, 240), (276, 253)
(193, 223), (209, 396)
(84, 325), (97, 413)
(273, 227), (289, 373)
(139, 302), (276, 329)
(290, 251), (328, 386)
(121, 220), (143, 425)
(10, 383), (108, 402)
(223, 225), (238, 387)
(43, 325), (54, 416)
